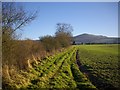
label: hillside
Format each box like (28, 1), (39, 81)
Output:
(73, 33), (120, 44)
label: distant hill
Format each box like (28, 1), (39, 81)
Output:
(73, 33), (120, 44)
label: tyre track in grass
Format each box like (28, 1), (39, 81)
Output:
(70, 49), (97, 90)
(48, 48), (77, 88)
(28, 47), (76, 88)
(76, 50), (117, 90)
(28, 49), (69, 88)
(49, 47), (75, 79)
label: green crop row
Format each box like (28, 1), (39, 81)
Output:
(77, 44), (119, 88)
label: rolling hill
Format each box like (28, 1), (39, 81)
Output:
(73, 33), (120, 44)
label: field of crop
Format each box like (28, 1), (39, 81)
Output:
(5, 44), (119, 90)
(77, 44), (119, 89)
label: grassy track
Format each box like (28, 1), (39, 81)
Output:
(27, 46), (97, 89)
(5, 44), (119, 89)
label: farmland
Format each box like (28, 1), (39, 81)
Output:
(77, 44), (119, 89)
(3, 44), (119, 90)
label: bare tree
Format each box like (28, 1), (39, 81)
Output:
(55, 23), (73, 36)
(55, 23), (73, 47)
(2, 2), (37, 65)
(2, 2), (37, 37)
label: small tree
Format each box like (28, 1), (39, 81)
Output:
(55, 23), (73, 47)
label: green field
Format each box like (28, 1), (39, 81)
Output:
(77, 44), (119, 89)
(5, 44), (119, 89)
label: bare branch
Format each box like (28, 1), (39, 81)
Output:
(2, 2), (37, 35)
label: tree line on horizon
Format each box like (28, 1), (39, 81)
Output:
(39, 23), (73, 52)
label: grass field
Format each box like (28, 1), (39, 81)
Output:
(77, 44), (119, 89)
(4, 44), (119, 89)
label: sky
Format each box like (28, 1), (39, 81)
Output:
(16, 2), (118, 40)
(2, 0), (120, 2)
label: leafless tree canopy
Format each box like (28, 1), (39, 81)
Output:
(2, 2), (37, 36)
(55, 23), (73, 37)
(2, 2), (38, 65)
